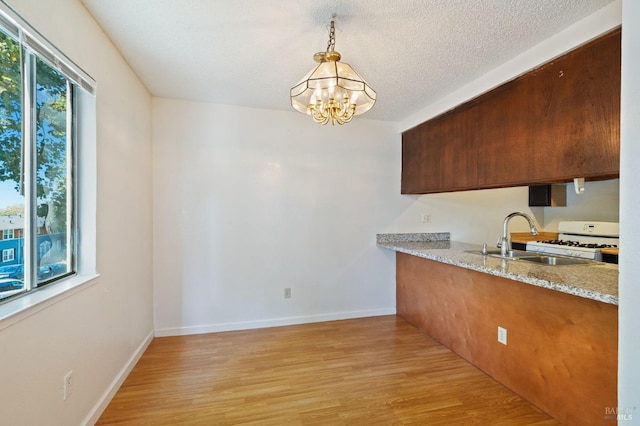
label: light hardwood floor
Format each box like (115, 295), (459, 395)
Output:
(97, 316), (560, 425)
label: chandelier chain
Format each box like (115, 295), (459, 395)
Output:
(326, 20), (336, 53)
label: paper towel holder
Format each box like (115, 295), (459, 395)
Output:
(573, 178), (585, 195)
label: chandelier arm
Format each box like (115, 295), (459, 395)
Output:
(307, 97), (356, 126)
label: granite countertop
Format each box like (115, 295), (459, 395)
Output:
(377, 233), (619, 305)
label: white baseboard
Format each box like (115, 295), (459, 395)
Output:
(82, 329), (154, 426)
(154, 308), (396, 337)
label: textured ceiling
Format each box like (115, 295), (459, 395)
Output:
(81, 0), (616, 122)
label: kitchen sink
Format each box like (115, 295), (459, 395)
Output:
(488, 251), (535, 260)
(518, 255), (594, 266)
(465, 249), (533, 259)
(466, 249), (594, 265)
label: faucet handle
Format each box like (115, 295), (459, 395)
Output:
(496, 236), (503, 248)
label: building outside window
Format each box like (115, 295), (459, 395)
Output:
(0, 3), (96, 303)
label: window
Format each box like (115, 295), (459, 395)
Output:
(2, 248), (14, 262)
(0, 4), (95, 304)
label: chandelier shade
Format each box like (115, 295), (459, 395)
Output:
(290, 18), (376, 125)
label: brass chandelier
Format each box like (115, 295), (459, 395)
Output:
(290, 17), (376, 125)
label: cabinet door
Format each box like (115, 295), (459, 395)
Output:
(525, 29), (620, 182)
(402, 104), (478, 194)
(476, 29), (620, 187)
(401, 126), (426, 194)
(475, 77), (537, 187)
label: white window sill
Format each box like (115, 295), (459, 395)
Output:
(0, 273), (100, 331)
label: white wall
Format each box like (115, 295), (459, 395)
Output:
(152, 100), (410, 335)
(381, 186), (540, 244)
(619, 0), (640, 420)
(543, 179), (619, 230)
(0, 1), (154, 425)
(381, 179), (619, 246)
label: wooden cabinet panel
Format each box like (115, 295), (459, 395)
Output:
(396, 252), (617, 426)
(476, 76), (538, 186)
(402, 106), (477, 193)
(401, 127), (426, 194)
(526, 29), (620, 182)
(402, 29), (620, 194)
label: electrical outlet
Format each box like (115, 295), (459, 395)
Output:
(284, 288), (291, 299)
(421, 212), (432, 223)
(498, 326), (508, 345)
(63, 371), (73, 400)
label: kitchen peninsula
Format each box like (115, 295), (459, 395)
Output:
(377, 232), (618, 304)
(378, 232), (618, 426)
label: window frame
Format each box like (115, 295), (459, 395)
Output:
(0, 0), (98, 323)
(2, 248), (15, 262)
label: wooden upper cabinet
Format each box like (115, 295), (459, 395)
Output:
(401, 28), (621, 194)
(402, 105), (478, 193)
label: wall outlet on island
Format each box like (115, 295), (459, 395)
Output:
(284, 288), (291, 299)
(498, 326), (508, 345)
(421, 212), (432, 223)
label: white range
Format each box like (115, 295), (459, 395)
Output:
(525, 221), (619, 261)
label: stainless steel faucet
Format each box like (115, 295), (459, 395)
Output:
(498, 212), (539, 257)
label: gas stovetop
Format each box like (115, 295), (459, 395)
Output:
(526, 221), (619, 261)
(537, 240), (618, 249)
